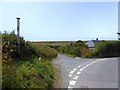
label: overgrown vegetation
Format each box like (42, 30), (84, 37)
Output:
(53, 41), (120, 58)
(94, 41), (120, 58)
(53, 42), (85, 57)
(2, 30), (120, 88)
(31, 43), (57, 60)
(2, 31), (57, 88)
(3, 59), (54, 88)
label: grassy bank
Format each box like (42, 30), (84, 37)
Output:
(2, 31), (58, 88)
(3, 58), (55, 88)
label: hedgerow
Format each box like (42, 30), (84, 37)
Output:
(55, 42), (85, 57)
(2, 31), (57, 88)
(54, 41), (120, 58)
(95, 41), (120, 58)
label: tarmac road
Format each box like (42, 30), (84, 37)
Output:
(53, 54), (118, 88)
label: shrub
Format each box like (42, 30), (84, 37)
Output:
(2, 31), (36, 62)
(2, 31), (57, 88)
(2, 31), (58, 61)
(55, 42), (85, 57)
(95, 41), (120, 57)
(2, 58), (54, 88)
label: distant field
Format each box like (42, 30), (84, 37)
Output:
(30, 41), (76, 46)
(30, 40), (118, 46)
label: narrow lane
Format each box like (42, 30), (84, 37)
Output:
(69, 58), (118, 88)
(53, 55), (118, 88)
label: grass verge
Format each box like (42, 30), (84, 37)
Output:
(2, 57), (55, 88)
(52, 60), (61, 88)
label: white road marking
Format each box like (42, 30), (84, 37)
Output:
(88, 63), (92, 66)
(69, 74), (72, 77)
(82, 66), (86, 69)
(76, 71), (81, 74)
(68, 86), (73, 88)
(73, 76), (78, 80)
(68, 58), (110, 88)
(73, 68), (77, 71)
(69, 80), (76, 85)
(70, 70), (75, 74)
(77, 65), (81, 68)
(79, 68), (83, 71)
(85, 64), (89, 67)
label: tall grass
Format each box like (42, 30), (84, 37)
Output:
(2, 31), (58, 88)
(31, 43), (57, 60)
(2, 58), (55, 88)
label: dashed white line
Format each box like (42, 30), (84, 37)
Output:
(76, 71), (81, 74)
(85, 64), (89, 67)
(77, 65), (81, 68)
(82, 66), (86, 69)
(73, 76), (78, 80)
(88, 63), (92, 66)
(70, 70), (75, 74)
(68, 58), (110, 88)
(69, 80), (76, 85)
(73, 68), (77, 71)
(69, 74), (72, 77)
(79, 68), (83, 71)
(68, 86), (73, 88)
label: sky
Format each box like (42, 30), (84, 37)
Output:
(1, 2), (118, 41)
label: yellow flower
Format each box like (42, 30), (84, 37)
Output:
(4, 55), (7, 59)
(6, 45), (8, 48)
(10, 49), (14, 52)
(2, 60), (6, 62)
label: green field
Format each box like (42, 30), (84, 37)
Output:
(31, 41), (75, 46)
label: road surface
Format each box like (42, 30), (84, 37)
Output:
(53, 54), (118, 88)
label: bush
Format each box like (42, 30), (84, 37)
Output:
(2, 58), (54, 88)
(2, 31), (35, 62)
(79, 45), (96, 58)
(55, 42), (85, 57)
(2, 31), (57, 61)
(95, 41), (120, 58)
(2, 31), (57, 88)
